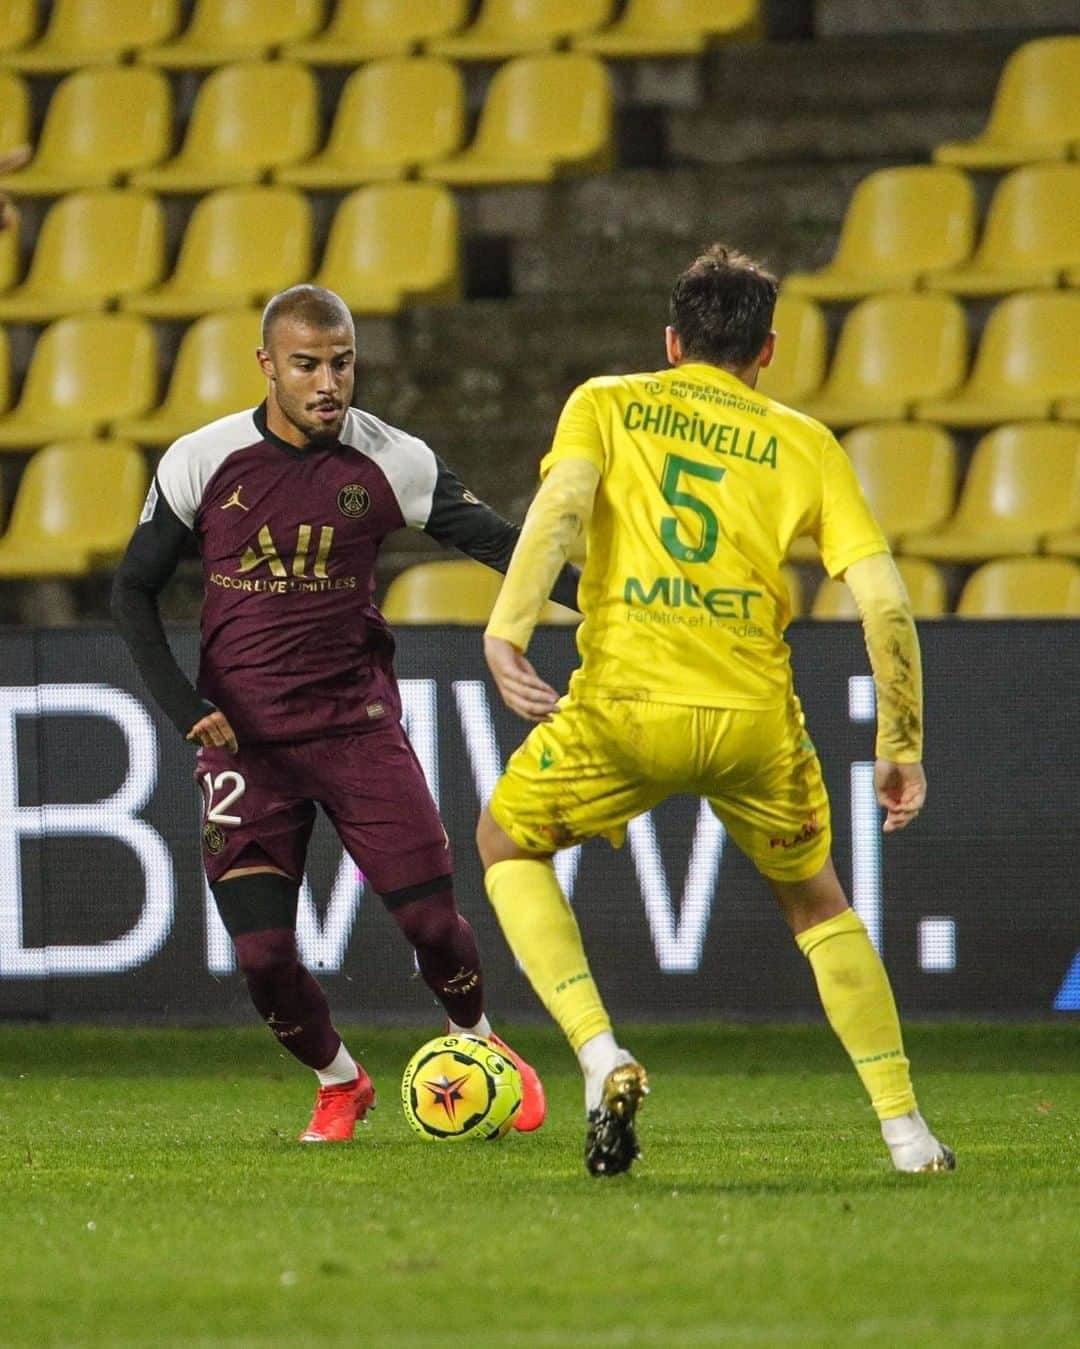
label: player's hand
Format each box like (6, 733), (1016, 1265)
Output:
(186, 710), (238, 753)
(874, 758), (926, 833)
(0, 145), (31, 230)
(484, 635), (561, 723)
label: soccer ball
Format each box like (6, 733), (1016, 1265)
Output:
(401, 1035), (522, 1142)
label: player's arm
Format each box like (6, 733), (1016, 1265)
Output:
(842, 552), (926, 833)
(815, 430), (925, 833)
(485, 383), (604, 720)
(110, 486), (236, 751)
(422, 457), (581, 612)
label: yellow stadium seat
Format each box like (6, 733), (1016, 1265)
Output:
(0, 213), (18, 294)
(0, 1), (35, 56)
(811, 558), (947, 620)
(132, 62), (317, 193)
(574, 0), (760, 56)
(924, 165), (1080, 296)
(140, 0), (321, 68)
(1057, 395), (1080, 420)
(382, 559), (579, 624)
(784, 422), (957, 562)
(956, 557), (1080, 617)
(422, 54), (612, 185)
(277, 59), (464, 188)
(314, 183), (459, 315)
(916, 291), (1080, 426)
(756, 293), (826, 407)
(0, 439), (148, 578)
(785, 168), (975, 300)
(4, 0), (179, 72)
(284, 0), (468, 64)
(115, 309), (266, 445)
(123, 188), (310, 319)
(935, 37), (1080, 169)
(0, 325), (9, 412)
(902, 423), (1080, 562)
(0, 190), (163, 321)
(1045, 528), (1080, 558)
(0, 66), (171, 196)
(0, 69), (29, 155)
(798, 294), (967, 429)
(429, 0), (612, 60)
(0, 315), (156, 449)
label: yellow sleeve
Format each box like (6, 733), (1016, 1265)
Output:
(485, 458), (601, 652)
(844, 553), (924, 762)
(815, 432), (889, 578)
(539, 383), (606, 479)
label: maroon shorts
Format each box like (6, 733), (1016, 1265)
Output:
(194, 719), (452, 898)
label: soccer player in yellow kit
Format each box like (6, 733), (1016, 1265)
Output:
(477, 244), (955, 1178)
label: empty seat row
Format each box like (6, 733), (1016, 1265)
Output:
(0, 55), (612, 196)
(759, 291), (1080, 428)
(786, 164), (1080, 301)
(811, 559), (1080, 620)
(0, 183), (458, 321)
(786, 422), (1080, 564)
(0, 0), (759, 71)
(381, 556), (1080, 623)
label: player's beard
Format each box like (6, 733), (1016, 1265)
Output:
(287, 398), (346, 445)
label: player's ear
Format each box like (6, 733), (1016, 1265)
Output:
(758, 331), (776, 369)
(665, 326), (683, 365)
(256, 347), (275, 381)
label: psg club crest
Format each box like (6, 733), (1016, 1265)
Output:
(202, 822), (226, 855)
(338, 484), (371, 519)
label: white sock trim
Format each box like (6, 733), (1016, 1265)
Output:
(450, 1014), (492, 1039)
(315, 1042), (358, 1087)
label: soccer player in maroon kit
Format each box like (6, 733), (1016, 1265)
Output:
(112, 285), (572, 1141)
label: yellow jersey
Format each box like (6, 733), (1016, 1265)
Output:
(541, 361), (887, 709)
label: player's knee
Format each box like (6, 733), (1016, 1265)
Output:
(233, 929), (298, 980)
(390, 888), (459, 951)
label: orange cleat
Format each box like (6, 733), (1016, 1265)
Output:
(488, 1033), (546, 1133)
(298, 1068), (376, 1143)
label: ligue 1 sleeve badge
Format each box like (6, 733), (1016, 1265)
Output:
(338, 484), (371, 519)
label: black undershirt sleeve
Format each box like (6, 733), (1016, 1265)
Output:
(110, 485), (214, 736)
(422, 456), (581, 612)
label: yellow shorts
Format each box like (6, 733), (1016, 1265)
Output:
(488, 695), (831, 883)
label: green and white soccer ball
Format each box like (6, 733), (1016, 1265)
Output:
(401, 1035), (522, 1142)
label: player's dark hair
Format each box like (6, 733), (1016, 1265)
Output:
(669, 244), (778, 369)
(261, 285), (354, 346)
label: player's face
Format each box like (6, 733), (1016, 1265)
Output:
(259, 320), (356, 446)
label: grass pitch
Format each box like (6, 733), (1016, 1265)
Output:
(1, 1023), (1077, 1347)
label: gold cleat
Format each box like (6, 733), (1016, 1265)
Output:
(585, 1061), (649, 1177)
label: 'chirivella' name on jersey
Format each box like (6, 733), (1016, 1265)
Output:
(542, 362), (887, 710)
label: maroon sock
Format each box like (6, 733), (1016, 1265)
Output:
(391, 889), (485, 1029)
(234, 928), (341, 1071)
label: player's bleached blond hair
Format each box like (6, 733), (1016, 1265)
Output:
(669, 244), (778, 369)
(261, 285), (355, 347)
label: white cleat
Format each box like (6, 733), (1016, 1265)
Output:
(881, 1109), (956, 1173)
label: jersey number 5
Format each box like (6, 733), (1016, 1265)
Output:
(659, 454), (726, 564)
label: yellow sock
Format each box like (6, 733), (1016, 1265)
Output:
(484, 858), (612, 1053)
(796, 908), (916, 1120)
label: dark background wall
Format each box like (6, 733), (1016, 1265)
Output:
(1, 623), (1077, 1022)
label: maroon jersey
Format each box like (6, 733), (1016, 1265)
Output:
(115, 402), (580, 743)
(153, 404), (439, 740)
